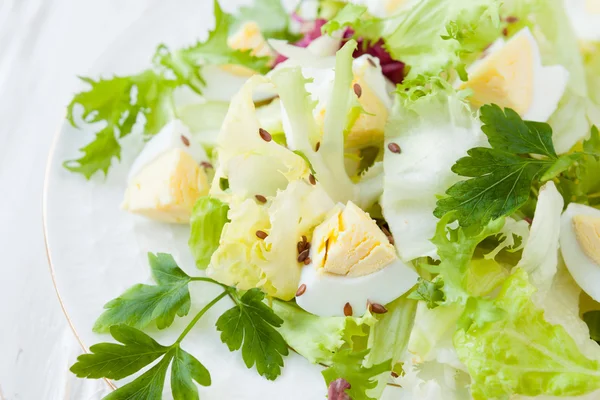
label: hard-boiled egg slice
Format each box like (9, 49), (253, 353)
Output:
(278, 53), (393, 151)
(565, 0), (600, 41)
(122, 148), (210, 223)
(127, 120), (207, 183)
(559, 203), (600, 301)
(460, 27), (569, 122)
(296, 201), (418, 317)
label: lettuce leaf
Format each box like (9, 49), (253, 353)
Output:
(206, 180), (334, 300)
(188, 197), (229, 269)
(365, 294), (418, 398)
(515, 182), (563, 290)
(233, 0), (300, 41)
(210, 75), (310, 200)
(381, 78), (486, 261)
(271, 40), (383, 209)
(384, 0), (501, 78)
(455, 268), (600, 400)
(271, 300), (376, 365)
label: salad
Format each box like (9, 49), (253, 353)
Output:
(63, 0), (600, 399)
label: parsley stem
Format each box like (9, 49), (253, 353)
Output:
(176, 290), (228, 344)
(190, 276), (229, 288)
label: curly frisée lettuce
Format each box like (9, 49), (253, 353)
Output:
(385, 0), (501, 79)
(65, 0), (272, 179)
(206, 180), (335, 300)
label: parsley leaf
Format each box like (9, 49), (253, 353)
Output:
(65, 71), (176, 179)
(216, 288), (289, 380)
(71, 324), (168, 380)
(93, 253), (193, 332)
(234, 0), (300, 41)
(104, 354), (171, 400)
(408, 277), (445, 309)
(434, 104), (572, 227)
(72, 289), (228, 400)
(322, 349), (391, 400)
(171, 346), (211, 399)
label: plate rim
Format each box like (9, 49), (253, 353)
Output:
(42, 112), (118, 391)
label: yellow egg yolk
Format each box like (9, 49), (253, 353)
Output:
(573, 215), (600, 266)
(460, 33), (534, 116)
(311, 202), (397, 277)
(122, 149), (209, 223)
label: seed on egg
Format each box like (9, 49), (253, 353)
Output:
(200, 161), (213, 169)
(181, 135), (190, 146)
(304, 257), (312, 265)
(309, 174), (316, 185)
(296, 284), (307, 297)
(388, 142), (402, 154)
(343, 302), (353, 317)
(256, 230), (268, 239)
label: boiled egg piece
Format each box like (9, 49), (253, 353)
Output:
(559, 203), (600, 302)
(122, 148), (209, 223)
(460, 27), (569, 122)
(123, 120), (210, 223)
(296, 201), (418, 317)
(565, 0), (600, 41)
(279, 54), (393, 151)
(200, 22), (277, 102)
(127, 119), (207, 183)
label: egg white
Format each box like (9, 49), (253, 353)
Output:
(559, 202), (600, 302)
(565, 0), (600, 41)
(128, 119), (207, 182)
(466, 28), (569, 123)
(296, 258), (418, 317)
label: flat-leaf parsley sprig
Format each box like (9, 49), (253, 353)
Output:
(434, 104), (599, 227)
(71, 253), (289, 399)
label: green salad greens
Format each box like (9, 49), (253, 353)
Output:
(65, 0), (600, 399)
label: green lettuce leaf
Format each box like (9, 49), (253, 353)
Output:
(210, 75), (309, 200)
(455, 268), (600, 400)
(271, 300), (376, 364)
(381, 77), (485, 261)
(365, 294), (418, 398)
(271, 40), (383, 209)
(65, 72), (177, 178)
(155, 0), (271, 96)
(206, 180), (334, 300)
(384, 0), (501, 78)
(322, 4), (384, 42)
(188, 197), (229, 269)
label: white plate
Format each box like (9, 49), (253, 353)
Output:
(43, 1), (402, 398)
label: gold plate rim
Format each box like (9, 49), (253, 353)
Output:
(42, 116), (117, 391)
